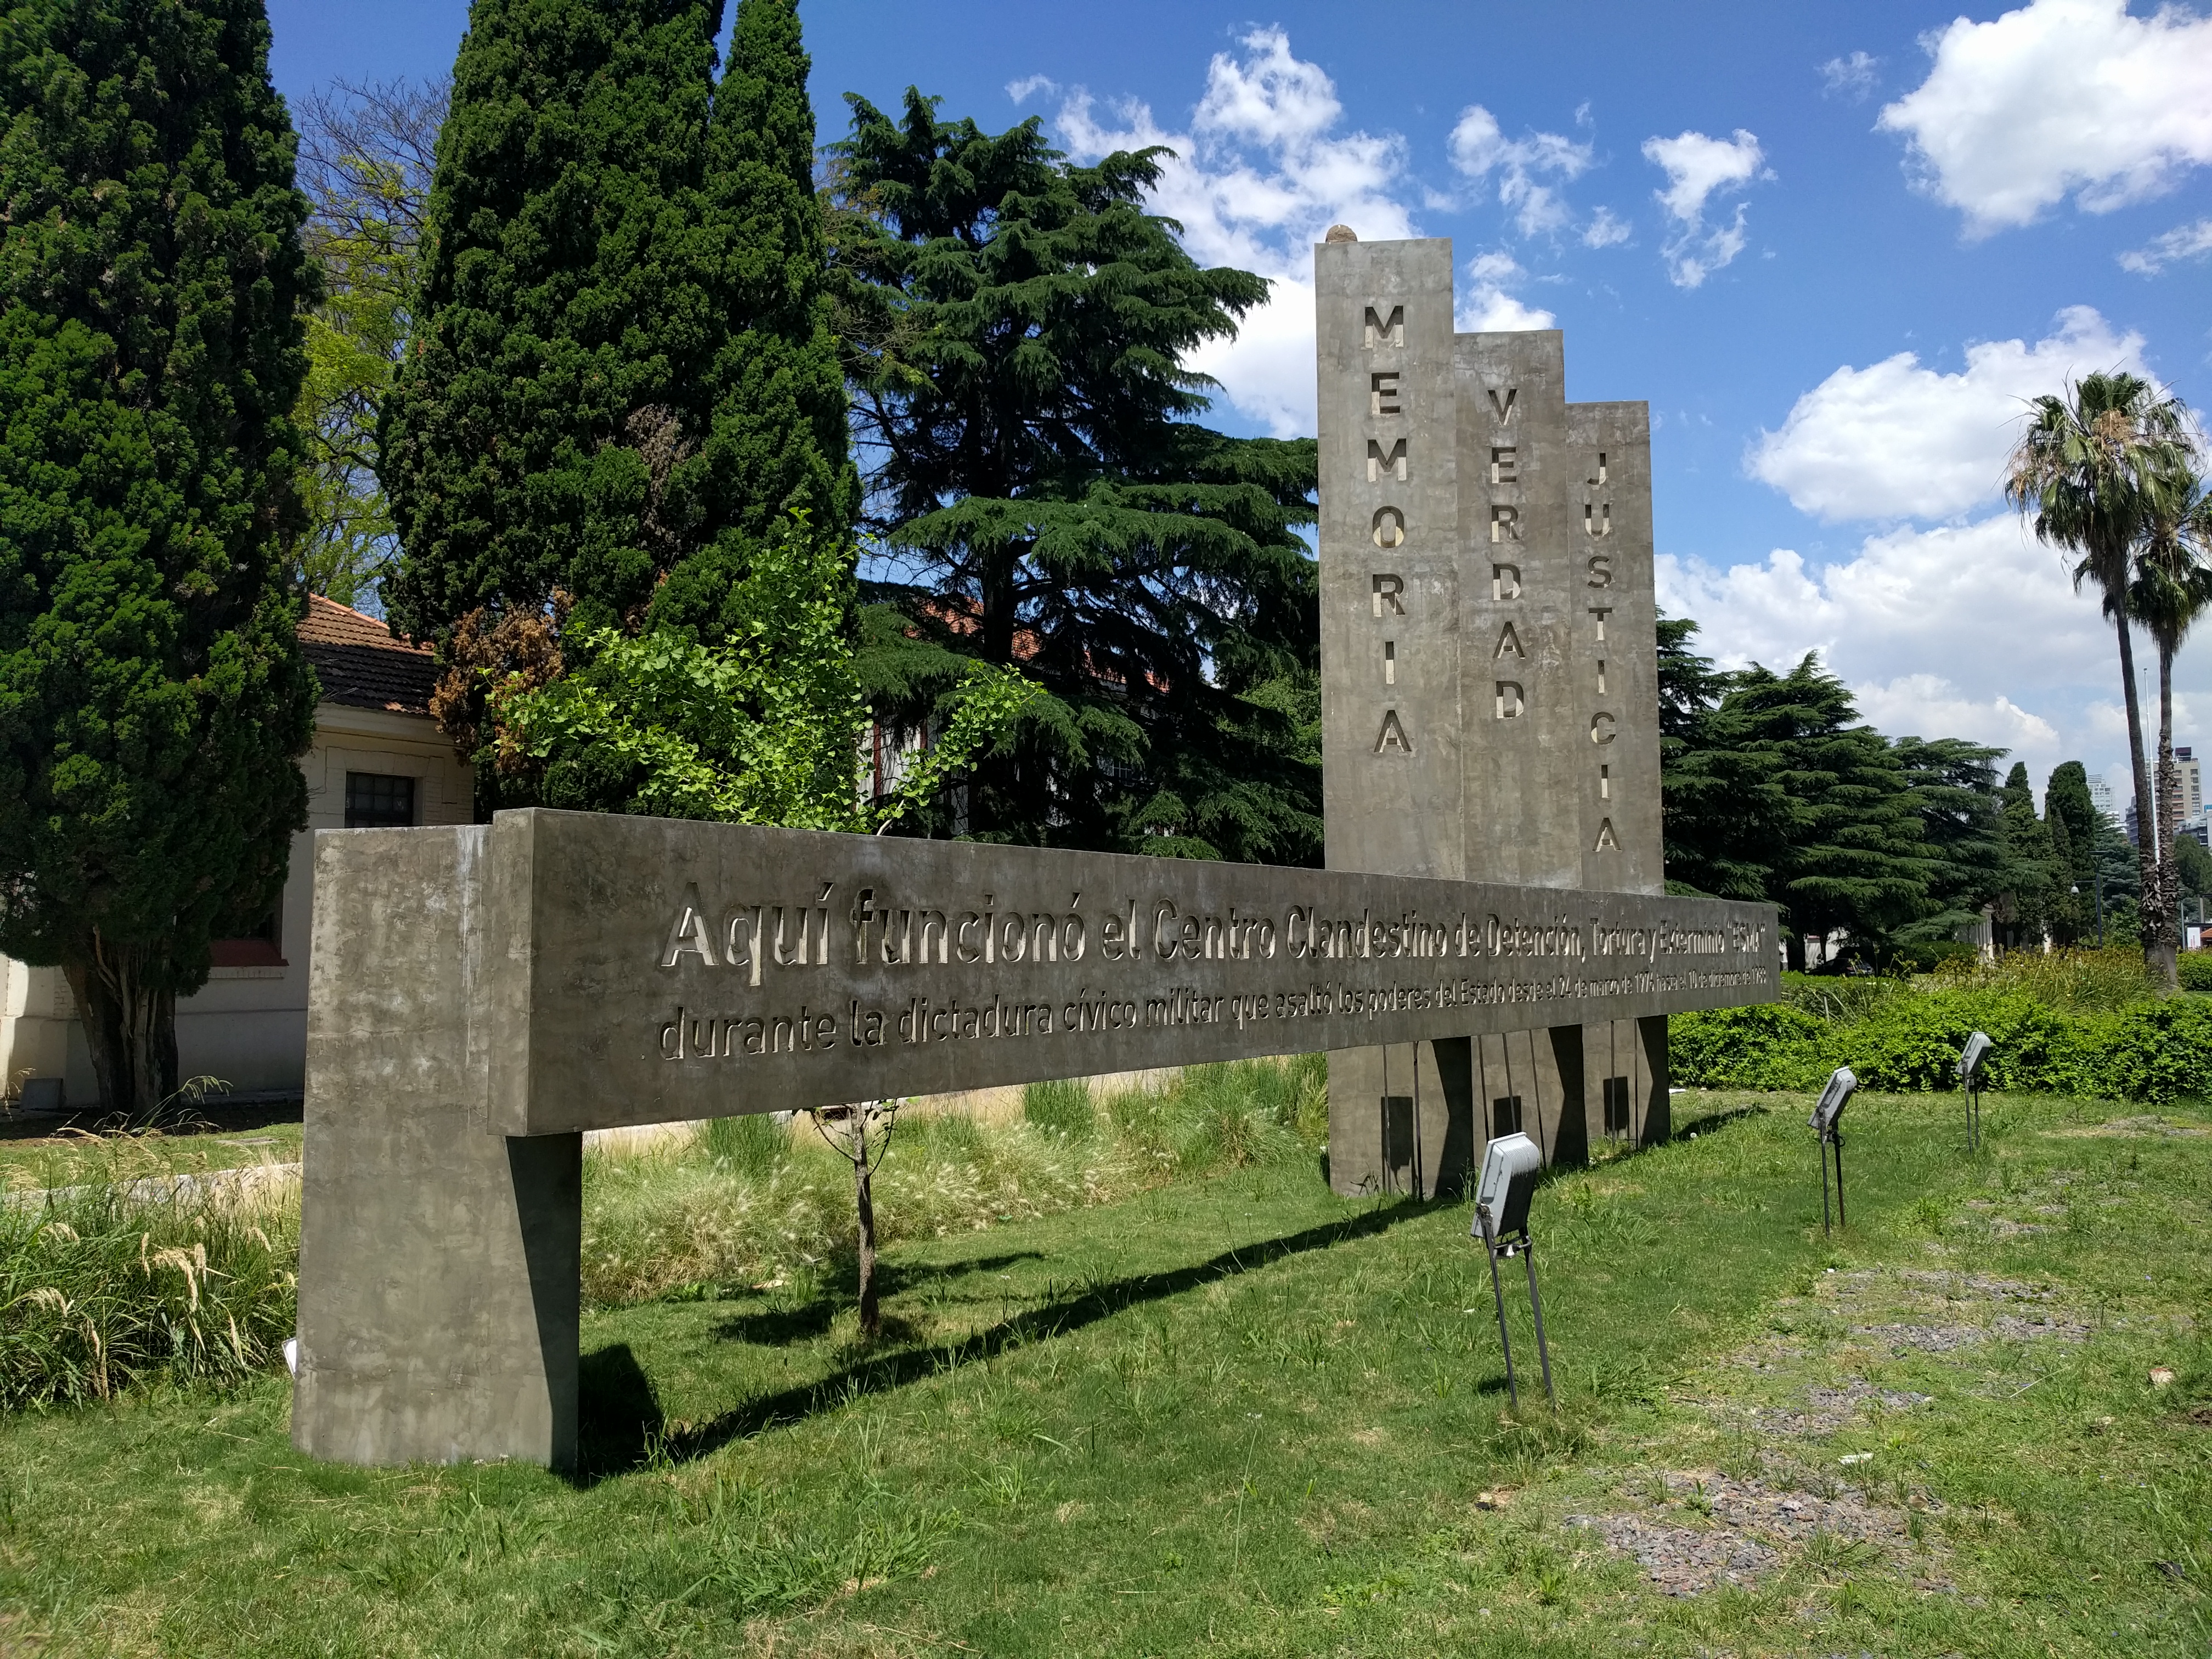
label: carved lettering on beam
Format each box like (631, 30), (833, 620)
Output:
(1588, 451), (1608, 485)
(1596, 659), (1607, 694)
(1372, 573), (1406, 616)
(1370, 372), (1402, 416)
(1594, 818), (1620, 851)
(1384, 641), (1396, 685)
(1492, 563), (1522, 601)
(1496, 682), (1525, 720)
(1587, 555), (1614, 589)
(1487, 387), (1517, 422)
(1588, 605), (1612, 641)
(1494, 621), (1526, 660)
(1367, 437), (1409, 482)
(1584, 503), (1612, 539)
(1490, 505), (1521, 543)
(1599, 764), (1611, 800)
(1374, 710), (1413, 753)
(1363, 304), (1405, 348)
(1590, 712), (1617, 744)
(1371, 506), (1407, 548)
(1490, 446), (1518, 484)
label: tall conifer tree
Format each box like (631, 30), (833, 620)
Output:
(0, 0), (320, 1114)
(650, 0), (855, 639)
(831, 95), (1320, 863)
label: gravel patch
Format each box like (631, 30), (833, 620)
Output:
(1850, 1312), (2090, 1354)
(1756, 1377), (1934, 1436)
(1567, 1471), (1946, 1597)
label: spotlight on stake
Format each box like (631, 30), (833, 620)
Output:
(1471, 1132), (1553, 1408)
(1957, 1030), (1990, 1153)
(1809, 1066), (1857, 1237)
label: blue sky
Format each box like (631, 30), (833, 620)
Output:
(269, 1), (2212, 804)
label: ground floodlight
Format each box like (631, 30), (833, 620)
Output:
(1808, 1065), (1856, 1235)
(1958, 1031), (1991, 1152)
(1469, 1132), (1553, 1409)
(1474, 1132), (1543, 1247)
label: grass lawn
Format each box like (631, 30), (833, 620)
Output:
(2, 1086), (2209, 1656)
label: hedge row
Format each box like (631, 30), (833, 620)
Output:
(1671, 990), (2212, 1104)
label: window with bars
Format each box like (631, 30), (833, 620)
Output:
(345, 771), (416, 829)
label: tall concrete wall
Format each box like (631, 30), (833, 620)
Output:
(1316, 234), (1668, 1198)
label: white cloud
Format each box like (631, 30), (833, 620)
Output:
(1051, 29), (1417, 436)
(1581, 206), (1632, 247)
(2119, 216), (2212, 274)
(1746, 306), (2148, 521)
(1877, 0), (2212, 236)
(1457, 251), (1556, 332)
(1657, 514), (2131, 764)
(1447, 104), (1593, 238)
(1006, 74), (1057, 104)
(1642, 128), (1767, 286)
(1820, 51), (1881, 100)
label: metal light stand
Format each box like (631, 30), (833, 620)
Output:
(1809, 1066), (1858, 1239)
(1471, 1133), (1554, 1410)
(1818, 1122), (1846, 1235)
(1959, 1031), (1990, 1155)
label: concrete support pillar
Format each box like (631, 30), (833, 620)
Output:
(291, 825), (582, 1470)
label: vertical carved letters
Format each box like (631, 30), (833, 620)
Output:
(1371, 506), (1407, 548)
(1370, 372), (1402, 415)
(1492, 563), (1522, 601)
(1489, 505), (1521, 543)
(1494, 621), (1526, 659)
(1588, 452), (1607, 484)
(1363, 304), (1405, 347)
(1372, 573), (1406, 615)
(1490, 446), (1518, 483)
(1596, 659), (1607, 694)
(1590, 713), (1617, 744)
(1496, 682), (1525, 719)
(1587, 555), (1614, 588)
(1384, 641), (1397, 685)
(1599, 764), (1611, 800)
(1584, 502), (1612, 539)
(1487, 387), (1517, 422)
(1367, 437), (1409, 481)
(1375, 710), (1413, 753)
(1587, 605), (1612, 641)
(1594, 818), (1619, 851)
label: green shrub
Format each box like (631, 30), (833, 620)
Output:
(2179, 952), (2212, 994)
(1669, 1005), (1832, 1090)
(0, 1178), (297, 1408)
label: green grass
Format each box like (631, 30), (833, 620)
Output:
(0, 1119), (302, 1194)
(2, 1086), (2209, 1656)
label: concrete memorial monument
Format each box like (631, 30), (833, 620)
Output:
(294, 812), (1773, 1468)
(1314, 231), (1669, 1198)
(290, 232), (1778, 1472)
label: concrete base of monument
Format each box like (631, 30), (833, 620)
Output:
(291, 825), (584, 1470)
(1325, 1018), (1669, 1198)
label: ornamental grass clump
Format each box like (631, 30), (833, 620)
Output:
(0, 1175), (298, 1409)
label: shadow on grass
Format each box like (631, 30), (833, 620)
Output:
(575, 1197), (1433, 1481)
(708, 1251), (1050, 1347)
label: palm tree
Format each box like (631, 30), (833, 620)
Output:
(2131, 464), (2212, 958)
(2005, 372), (2195, 986)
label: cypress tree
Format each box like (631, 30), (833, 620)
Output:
(0, 0), (319, 1114)
(648, 0), (855, 640)
(1994, 761), (2063, 949)
(830, 94), (1321, 863)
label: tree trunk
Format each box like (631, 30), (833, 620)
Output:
(60, 935), (178, 1119)
(2150, 641), (2182, 988)
(853, 1155), (880, 1339)
(2112, 614), (2174, 985)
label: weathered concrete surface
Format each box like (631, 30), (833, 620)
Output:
(1316, 237), (1669, 1194)
(292, 826), (582, 1469)
(296, 815), (1765, 1468)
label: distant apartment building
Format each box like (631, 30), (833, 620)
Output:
(0, 597), (471, 1109)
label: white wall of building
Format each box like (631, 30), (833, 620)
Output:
(0, 703), (471, 1109)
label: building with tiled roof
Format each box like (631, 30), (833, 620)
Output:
(1, 596), (476, 1109)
